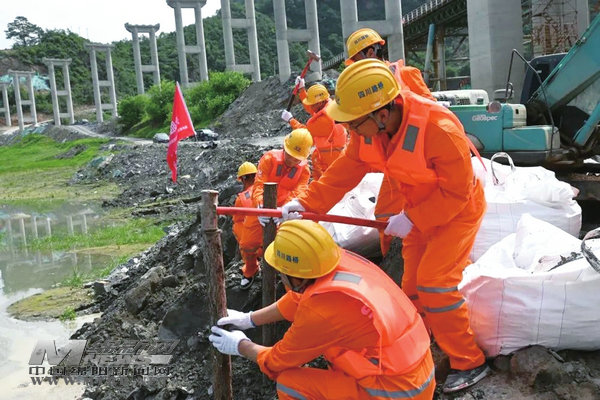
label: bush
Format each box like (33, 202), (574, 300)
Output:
(186, 71), (250, 126)
(118, 94), (149, 131)
(146, 80), (176, 125)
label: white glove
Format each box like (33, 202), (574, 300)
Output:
(294, 76), (305, 89)
(258, 215), (270, 226)
(281, 198), (305, 221)
(281, 110), (293, 123)
(384, 211), (414, 238)
(208, 326), (249, 356)
(217, 309), (256, 330)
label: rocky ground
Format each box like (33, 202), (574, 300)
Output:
(3, 72), (600, 399)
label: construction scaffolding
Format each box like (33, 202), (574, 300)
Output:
(529, 0), (580, 56)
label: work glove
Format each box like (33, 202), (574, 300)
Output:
(281, 110), (293, 123)
(384, 211), (414, 238)
(294, 76), (305, 89)
(281, 198), (305, 221)
(208, 326), (249, 356)
(217, 309), (256, 330)
(259, 215), (282, 226)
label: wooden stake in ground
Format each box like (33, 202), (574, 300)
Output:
(200, 190), (232, 400)
(261, 182), (278, 346)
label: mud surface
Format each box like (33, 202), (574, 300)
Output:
(3, 73), (600, 399)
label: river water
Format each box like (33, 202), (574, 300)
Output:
(0, 211), (110, 399)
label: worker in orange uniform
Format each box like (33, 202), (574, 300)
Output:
(281, 60), (491, 393)
(281, 80), (348, 180)
(209, 220), (435, 399)
(237, 129), (312, 289)
(232, 161), (257, 276)
(346, 27), (436, 256)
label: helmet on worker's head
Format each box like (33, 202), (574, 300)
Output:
(345, 28), (386, 66)
(236, 161), (257, 180)
(283, 128), (313, 161)
(326, 59), (401, 122)
(264, 220), (341, 279)
(302, 84), (330, 106)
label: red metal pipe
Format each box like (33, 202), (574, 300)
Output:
(216, 206), (387, 230)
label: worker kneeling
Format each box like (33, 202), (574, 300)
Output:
(209, 220), (435, 399)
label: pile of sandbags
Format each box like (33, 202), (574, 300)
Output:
(460, 214), (600, 356)
(470, 153), (581, 261)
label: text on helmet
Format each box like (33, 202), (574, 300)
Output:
(276, 249), (299, 263)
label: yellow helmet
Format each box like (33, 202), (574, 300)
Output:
(302, 84), (330, 106)
(236, 161), (257, 180)
(325, 59), (400, 122)
(283, 128), (313, 160)
(345, 28), (385, 65)
(264, 220), (341, 279)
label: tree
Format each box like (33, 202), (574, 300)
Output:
(5, 16), (44, 47)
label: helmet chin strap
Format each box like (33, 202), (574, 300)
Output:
(280, 274), (312, 293)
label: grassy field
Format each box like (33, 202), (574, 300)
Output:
(0, 134), (120, 210)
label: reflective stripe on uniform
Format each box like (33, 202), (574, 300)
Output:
(417, 285), (458, 293)
(318, 146), (345, 153)
(423, 299), (465, 313)
(364, 368), (435, 398)
(276, 382), (307, 399)
(332, 271), (362, 285)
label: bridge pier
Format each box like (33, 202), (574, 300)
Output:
(467, 0), (525, 101)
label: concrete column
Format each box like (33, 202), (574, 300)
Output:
(45, 217), (52, 237)
(273, 0), (321, 83)
(81, 214), (88, 234)
(436, 26), (447, 90)
(167, 0), (208, 87)
(8, 70), (37, 132)
(575, 0), (590, 35)
(125, 23), (161, 93)
(85, 43), (118, 122)
(31, 216), (39, 239)
(17, 216), (27, 246)
(0, 82), (10, 126)
(384, 0), (405, 62)
(273, 0), (290, 82)
(467, 0), (524, 101)
(67, 215), (74, 235)
(220, 0), (261, 81)
(43, 58), (75, 125)
(339, 0), (405, 62)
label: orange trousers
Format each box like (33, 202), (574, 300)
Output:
(275, 349), (435, 400)
(238, 216), (263, 278)
(401, 210), (486, 371)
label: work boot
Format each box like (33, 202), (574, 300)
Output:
(240, 275), (254, 290)
(442, 363), (491, 393)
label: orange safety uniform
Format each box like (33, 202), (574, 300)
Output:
(297, 91), (487, 371)
(289, 90), (348, 180)
(239, 150), (310, 278)
(257, 250), (435, 399)
(373, 60), (436, 255)
(387, 60), (436, 101)
(233, 185), (254, 270)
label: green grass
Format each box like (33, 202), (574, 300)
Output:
(60, 255), (130, 288)
(59, 307), (77, 321)
(0, 134), (120, 208)
(28, 218), (165, 252)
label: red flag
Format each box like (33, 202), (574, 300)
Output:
(166, 82), (195, 182)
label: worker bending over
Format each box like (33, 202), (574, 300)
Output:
(282, 79), (348, 180)
(281, 60), (490, 393)
(237, 129), (312, 289)
(346, 27), (437, 256)
(209, 220), (435, 399)
(232, 161), (257, 280)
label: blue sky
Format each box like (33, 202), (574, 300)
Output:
(0, 0), (221, 50)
